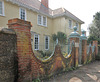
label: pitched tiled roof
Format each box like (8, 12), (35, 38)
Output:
(6, 0), (84, 24)
(6, 0), (53, 16)
(52, 8), (84, 24)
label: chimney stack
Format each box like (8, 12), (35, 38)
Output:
(41, 0), (48, 8)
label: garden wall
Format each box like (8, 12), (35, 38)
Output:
(0, 28), (17, 82)
(0, 18), (98, 82)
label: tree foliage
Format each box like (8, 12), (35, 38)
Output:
(52, 32), (67, 44)
(88, 12), (100, 44)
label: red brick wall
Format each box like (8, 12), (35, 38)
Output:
(93, 41), (98, 55)
(8, 18), (44, 82)
(70, 38), (79, 67)
(82, 40), (87, 64)
(7, 18), (98, 81)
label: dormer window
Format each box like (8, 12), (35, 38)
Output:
(38, 15), (47, 27)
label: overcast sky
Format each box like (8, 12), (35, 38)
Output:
(40, 0), (100, 36)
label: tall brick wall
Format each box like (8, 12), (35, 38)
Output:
(7, 18), (44, 82)
(0, 28), (17, 82)
(7, 18), (76, 81)
(5, 18), (98, 81)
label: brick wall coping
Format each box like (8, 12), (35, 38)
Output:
(0, 28), (15, 34)
(7, 18), (32, 27)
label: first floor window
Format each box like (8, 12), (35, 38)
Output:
(45, 36), (49, 50)
(20, 8), (26, 20)
(37, 15), (47, 27)
(0, 1), (4, 16)
(34, 34), (39, 50)
(43, 16), (47, 26)
(69, 20), (72, 28)
(38, 15), (42, 25)
(76, 23), (79, 31)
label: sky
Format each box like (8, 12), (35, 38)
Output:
(40, 0), (100, 36)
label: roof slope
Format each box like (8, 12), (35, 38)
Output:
(6, 0), (52, 15)
(6, 0), (84, 24)
(53, 8), (84, 24)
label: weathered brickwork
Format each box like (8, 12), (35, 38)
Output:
(8, 18), (44, 82)
(70, 38), (79, 67)
(0, 29), (17, 82)
(82, 40), (87, 64)
(0, 18), (96, 81)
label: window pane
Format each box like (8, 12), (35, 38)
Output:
(38, 15), (42, 25)
(0, 1), (3, 15)
(20, 8), (26, 20)
(69, 20), (72, 28)
(76, 23), (79, 31)
(43, 16), (46, 26)
(34, 34), (39, 50)
(45, 36), (49, 50)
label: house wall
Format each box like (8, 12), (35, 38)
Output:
(0, 0), (82, 52)
(52, 17), (81, 36)
(0, 1), (53, 51)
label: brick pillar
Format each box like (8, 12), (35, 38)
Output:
(81, 30), (87, 64)
(81, 40), (87, 64)
(8, 18), (32, 82)
(93, 41), (98, 56)
(69, 26), (80, 67)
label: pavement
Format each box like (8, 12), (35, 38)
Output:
(44, 61), (100, 82)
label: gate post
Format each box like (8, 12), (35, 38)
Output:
(93, 41), (98, 56)
(69, 26), (80, 67)
(80, 30), (87, 64)
(7, 18), (32, 82)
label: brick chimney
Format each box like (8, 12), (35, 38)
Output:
(41, 0), (48, 8)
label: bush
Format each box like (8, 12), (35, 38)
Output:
(95, 54), (100, 60)
(37, 50), (52, 58)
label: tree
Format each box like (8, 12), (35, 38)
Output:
(88, 12), (100, 44)
(52, 32), (67, 44)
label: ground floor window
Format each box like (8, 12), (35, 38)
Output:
(34, 34), (39, 50)
(45, 36), (49, 50)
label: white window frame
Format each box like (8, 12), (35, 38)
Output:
(37, 14), (47, 27)
(0, 0), (5, 16)
(69, 20), (72, 29)
(45, 36), (49, 50)
(76, 23), (79, 31)
(34, 34), (39, 50)
(38, 15), (42, 25)
(43, 16), (47, 26)
(19, 8), (27, 20)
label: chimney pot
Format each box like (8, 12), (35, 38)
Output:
(41, 0), (48, 8)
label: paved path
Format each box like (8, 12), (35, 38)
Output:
(44, 61), (100, 82)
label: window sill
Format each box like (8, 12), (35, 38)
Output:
(45, 49), (49, 50)
(0, 14), (5, 17)
(34, 49), (39, 51)
(69, 28), (73, 30)
(38, 24), (47, 27)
